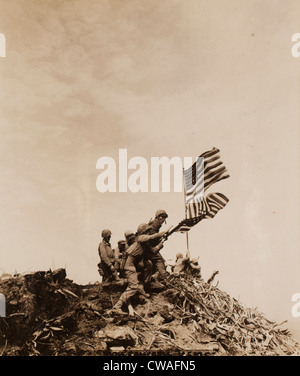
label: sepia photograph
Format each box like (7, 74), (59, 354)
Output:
(0, 0), (299, 361)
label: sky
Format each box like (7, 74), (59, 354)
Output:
(0, 0), (299, 337)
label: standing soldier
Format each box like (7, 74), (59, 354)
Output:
(124, 230), (136, 250)
(113, 240), (126, 273)
(108, 223), (166, 314)
(117, 230), (136, 278)
(148, 209), (169, 280)
(98, 229), (119, 282)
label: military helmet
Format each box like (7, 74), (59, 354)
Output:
(176, 252), (184, 259)
(101, 229), (112, 238)
(118, 240), (126, 246)
(137, 223), (151, 235)
(155, 209), (168, 218)
(124, 230), (134, 238)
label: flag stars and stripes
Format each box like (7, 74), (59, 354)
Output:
(175, 147), (230, 233)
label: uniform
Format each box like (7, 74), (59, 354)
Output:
(124, 230), (135, 250)
(98, 238), (119, 282)
(113, 240), (126, 272)
(109, 227), (164, 313)
(173, 252), (201, 276)
(173, 254), (190, 274)
(148, 210), (169, 279)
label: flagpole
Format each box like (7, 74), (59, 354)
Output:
(182, 168), (190, 258)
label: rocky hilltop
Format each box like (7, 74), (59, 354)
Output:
(0, 269), (299, 356)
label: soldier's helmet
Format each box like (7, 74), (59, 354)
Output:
(124, 230), (134, 239)
(101, 229), (112, 238)
(155, 209), (168, 218)
(118, 240), (125, 246)
(136, 223), (151, 235)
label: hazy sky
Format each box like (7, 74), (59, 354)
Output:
(0, 0), (299, 336)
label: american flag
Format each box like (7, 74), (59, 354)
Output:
(184, 147), (229, 204)
(174, 216), (204, 233)
(176, 193), (229, 233)
(169, 148), (230, 234)
(201, 147), (229, 191)
(187, 192), (229, 220)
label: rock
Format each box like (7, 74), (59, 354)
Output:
(51, 269), (67, 283)
(95, 341), (107, 351)
(160, 304), (175, 322)
(109, 346), (125, 352)
(94, 329), (106, 339)
(148, 314), (165, 327)
(0, 274), (13, 282)
(102, 326), (138, 347)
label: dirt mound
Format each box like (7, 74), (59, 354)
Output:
(0, 269), (299, 356)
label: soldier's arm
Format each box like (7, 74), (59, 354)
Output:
(150, 242), (164, 255)
(138, 231), (166, 243)
(99, 242), (113, 267)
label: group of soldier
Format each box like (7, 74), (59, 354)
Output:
(97, 209), (170, 314)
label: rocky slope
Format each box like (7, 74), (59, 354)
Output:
(0, 269), (299, 356)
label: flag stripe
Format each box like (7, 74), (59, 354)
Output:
(204, 161), (224, 175)
(204, 170), (230, 192)
(184, 147), (229, 204)
(204, 166), (227, 184)
(175, 193), (229, 233)
(199, 147), (220, 159)
(186, 192), (229, 220)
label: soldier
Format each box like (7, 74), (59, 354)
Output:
(117, 230), (136, 279)
(173, 252), (190, 274)
(188, 258), (201, 277)
(113, 240), (126, 272)
(147, 209), (169, 280)
(98, 229), (119, 282)
(108, 223), (166, 314)
(124, 230), (136, 249)
(173, 252), (201, 277)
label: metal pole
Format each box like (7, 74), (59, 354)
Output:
(183, 168), (190, 257)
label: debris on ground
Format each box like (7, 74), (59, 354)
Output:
(0, 268), (299, 356)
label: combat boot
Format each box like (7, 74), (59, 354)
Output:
(107, 299), (126, 315)
(145, 280), (165, 292)
(138, 284), (150, 298)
